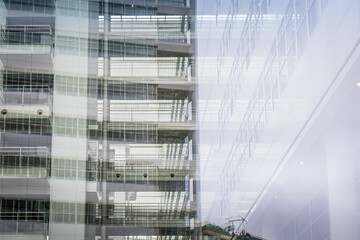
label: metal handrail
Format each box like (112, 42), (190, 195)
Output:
(1, 84), (51, 92)
(0, 211), (48, 222)
(0, 146), (49, 156)
(156, 0), (188, 7)
(1, 85), (52, 106)
(0, 85), (3, 105)
(0, 25), (53, 47)
(0, 211), (49, 237)
(103, 57), (190, 78)
(0, 25), (52, 35)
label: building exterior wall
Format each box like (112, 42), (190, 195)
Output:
(0, 0), (198, 239)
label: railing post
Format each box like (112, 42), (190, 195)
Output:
(187, 63), (192, 82)
(187, 29), (191, 44)
(0, 86), (3, 105)
(158, 102), (160, 122)
(16, 212), (19, 234)
(22, 85), (24, 106)
(23, 26), (26, 45)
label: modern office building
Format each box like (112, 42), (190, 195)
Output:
(0, 0), (198, 239)
(198, 0), (360, 239)
(3, 0), (360, 239)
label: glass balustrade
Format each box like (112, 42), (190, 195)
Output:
(157, 0), (188, 7)
(99, 57), (190, 80)
(0, 85), (52, 107)
(0, 25), (54, 54)
(107, 15), (190, 44)
(0, 146), (50, 178)
(97, 100), (193, 123)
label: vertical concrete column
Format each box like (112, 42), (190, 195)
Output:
(101, 0), (110, 239)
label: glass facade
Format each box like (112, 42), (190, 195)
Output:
(198, 0), (360, 239)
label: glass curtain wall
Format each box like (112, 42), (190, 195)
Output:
(0, 0), (198, 239)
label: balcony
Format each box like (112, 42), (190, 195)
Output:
(97, 99), (194, 127)
(87, 162), (191, 192)
(0, 147), (51, 195)
(0, 211), (48, 239)
(157, 0), (188, 7)
(106, 15), (191, 47)
(87, 141), (190, 171)
(115, 143), (190, 165)
(3, 0), (56, 12)
(86, 141), (193, 192)
(155, 0), (190, 16)
(0, 85), (52, 117)
(0, 147), (50, 179)
(99, 57), (192, 82)
(93, 203), (190, 228)
(0, 25), (54, 69)
(0, 132), (52, 151)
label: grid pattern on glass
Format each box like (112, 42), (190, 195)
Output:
(97, 99), (189, 123)
(108, 15), (190, 44)
(1, 85), (52, 106)
(105, 57), (189, 79)
(53, 116), (86, 137)
(58, 37), (159, 58)
(56, 0), (100, 17)
(281, 188), (330, 240)
(0, 154), (49, 178)
(98, 41), (156, 58)
(99, 2), (155, 16)
(53, 75), (98, 97)
(118, 123), (156, 143)
(0, 116), (52, 135)
(0, 25), (53, 45)
(158, 88), (188, 100)
(3, 0), (55, 13)
(157, 16), (190, 43)
(0, 198), (49, 222)
(219, 0), (328, 212)
(52, 152), (190, 182)
(107, 82), (156, 100)
(88, 122), (188, 144)
(0, 0), (197, 237)
(157, 0), (187, 7)
(55, 75), (88, 96)
(2, 70), (54, 89)
(52, 158), (78, 180)
(46, 201), (192, 226)
(217, 0), (270, 136)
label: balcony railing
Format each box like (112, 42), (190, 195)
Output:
(99, 57), (190, 80)
(0, 146), (49, 155)
(156, 0), (189, 7)
(107, 165), (191, 182)
(0, 25), (54, 54)
(0, 147), (50, 179)
(0, 85), (52, 106)
(0, 211), (48, 236)
(98, 99), (193, 123)
(87, 141), (191, 183)
(107, 15), (190, 44)
(115, 143), (189, 165)
(0, 211), (48, 222)
(89, 202), (190, 226)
